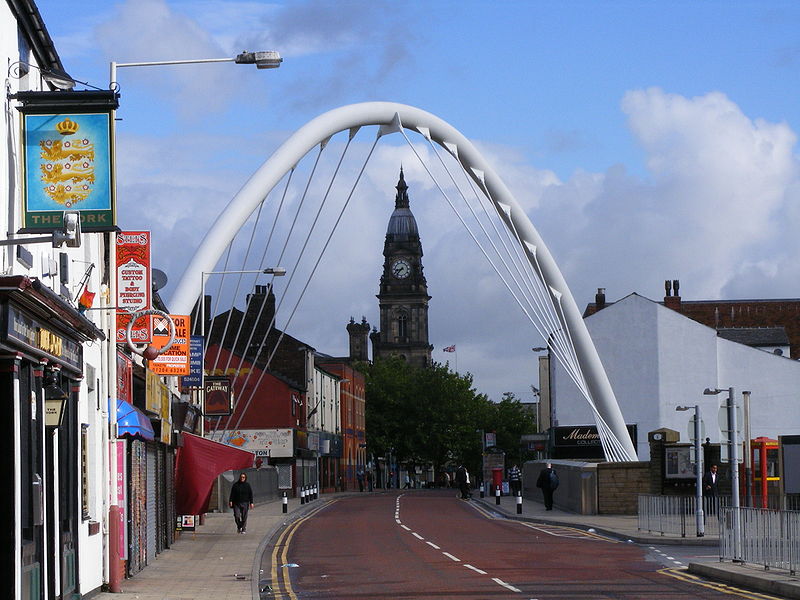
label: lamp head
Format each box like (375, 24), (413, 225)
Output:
(703, 388), (723, 395)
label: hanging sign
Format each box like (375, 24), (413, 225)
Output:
(204, 376), (232, 416)
(13, 90), (118, 232)
(181, 336), (204, 387)
(116, 231), (152, 344)
(150, 315), (191, 376)
(117, 351), (133, 404)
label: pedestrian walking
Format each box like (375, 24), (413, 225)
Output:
(536, 463), (558, 510)
(229, 472), (254, 533)
(508, 464), (522, 496)
(443, 471), (451, 488)
(455, 464), (471, 499)
(366, 470), (373, 491)
(357, 469), (365, 492)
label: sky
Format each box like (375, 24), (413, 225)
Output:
(37, 0), (800, 404)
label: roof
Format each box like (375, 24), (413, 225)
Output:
(7, 0), (70, 79)
(386, 168), (419, 239)
(717, 327), (789, 347)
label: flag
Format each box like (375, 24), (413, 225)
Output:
(78, 288), (95, 312)
(443, 345), (456, 352)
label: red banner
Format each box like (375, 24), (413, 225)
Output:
(116, 231), (151, 344)
(174, 433), (254, 515)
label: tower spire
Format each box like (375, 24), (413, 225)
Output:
(395, 167), (409, 209)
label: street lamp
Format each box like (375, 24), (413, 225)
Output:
(705, 386), (741, 559)
(110, 51), (282, 88)
(676, 404), (704, 536)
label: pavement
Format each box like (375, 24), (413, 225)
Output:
(87, 489), (800, 600)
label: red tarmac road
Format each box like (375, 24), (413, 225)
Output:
(267, 490), (766, 599)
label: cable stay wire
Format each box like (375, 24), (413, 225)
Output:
(413, 131), (588, 394)
(208, 200), (267, 377)
(226, 130), (378, 437)
(224, 130), (359, 434)
(222, 168), (297, 378)
(207, 146), (327, 440)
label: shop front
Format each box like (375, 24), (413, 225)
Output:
(0, 277), (103, 600)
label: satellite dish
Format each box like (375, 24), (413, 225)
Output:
(152, 269), (169, 292)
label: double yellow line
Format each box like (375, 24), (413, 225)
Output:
(659, 567), (784, 599)
(269, 500), (337, 599)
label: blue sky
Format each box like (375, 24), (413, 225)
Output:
(36, 0), (800, 403)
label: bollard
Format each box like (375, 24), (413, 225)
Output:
(301, 487), (306, 505)
(314, 485), (318, 500)
(516, 492), (523, 515)
(479, 482), (484, 498)
(282, 492), (288, 513)
(495, 486), (501, 505)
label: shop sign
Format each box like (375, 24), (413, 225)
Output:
(145, 369), (162, 415)
(149, 314), (191, 376)
(551, 424), (638, 459)
(115, 231), (151, 344)
(3, 304), (82, 371)
(204, 376), (232, 416)
(181, 336), (204, 387)
(218, 428), (293, 458)
(20, 109), (115, 232)
(117, 351), (133, 404)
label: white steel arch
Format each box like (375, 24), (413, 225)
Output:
(170, 101), (637, 461)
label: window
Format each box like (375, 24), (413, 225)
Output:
(398, 313), (408, 339)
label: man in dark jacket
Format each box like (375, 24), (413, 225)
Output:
(455, 465), (471, 499)
(536, 463), (558, 510)
(229, 472), (254, 533)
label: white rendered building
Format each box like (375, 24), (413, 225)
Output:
(553, 293), (800, 460)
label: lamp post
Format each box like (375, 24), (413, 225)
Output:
(705, 386), (740, 558)
(676, 404), (704, 536)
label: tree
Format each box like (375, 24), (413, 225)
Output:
(362, 359), (541, 481)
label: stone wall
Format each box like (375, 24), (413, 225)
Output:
(597, 461), (650, 514)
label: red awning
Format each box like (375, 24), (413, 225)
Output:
(174, 432), (254, 515)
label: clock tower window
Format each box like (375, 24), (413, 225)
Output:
(398, 313), (408, 340)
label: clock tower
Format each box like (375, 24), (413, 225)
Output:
(371, 168), (432, 368)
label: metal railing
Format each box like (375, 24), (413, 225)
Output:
(719, 506), (800, 574)
(638, 494), (726, 537)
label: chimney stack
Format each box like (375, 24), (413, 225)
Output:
(595, 287), (606, 310)
(664, 278), (681, 310)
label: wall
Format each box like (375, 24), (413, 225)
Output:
(597, 462), (650, 514)
(523, 460), (598, 514)
(211, 467), (279, 512)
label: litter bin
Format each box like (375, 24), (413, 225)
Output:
(492, 467), (503, 495)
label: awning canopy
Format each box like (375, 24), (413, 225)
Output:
(174, 433), (254, 515)
(113, 398), (155, 441)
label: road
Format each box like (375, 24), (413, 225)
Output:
(263, 490), (780, 599)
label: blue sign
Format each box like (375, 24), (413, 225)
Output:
(181, 336), (204, 387)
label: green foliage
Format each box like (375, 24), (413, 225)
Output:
(362, 359), (536, 475)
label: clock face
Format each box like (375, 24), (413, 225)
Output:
(391, 259), (411, 279)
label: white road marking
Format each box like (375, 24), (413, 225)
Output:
(426, 541), (440, 550)
(464, 564), (487, 575)
(442, 552), (460, 562)
(412, 532), (424, 540)
(395, 519), (401, 523)
(400, 524), (410, 531)
(492, 577), (521, 593)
